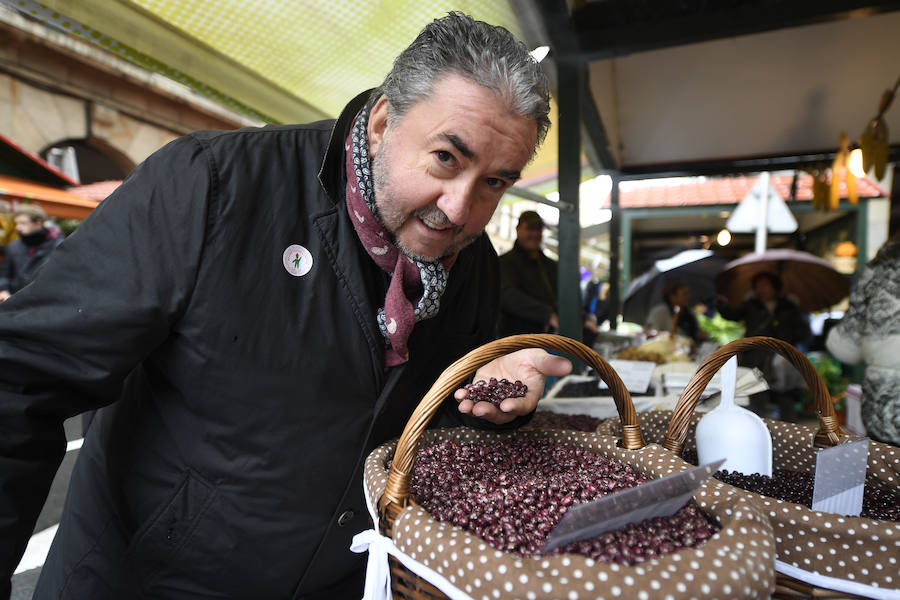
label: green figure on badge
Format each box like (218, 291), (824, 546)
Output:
(292, 253), (302, 269)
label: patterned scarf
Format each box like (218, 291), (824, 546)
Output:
(345, 107), (456, 366)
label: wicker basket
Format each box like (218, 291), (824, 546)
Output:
(358, 334), (777, 599)
(636, 336), (899, 599)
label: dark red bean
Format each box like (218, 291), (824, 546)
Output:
(463, 378), (528, 407)
(681, 448), (899, 522)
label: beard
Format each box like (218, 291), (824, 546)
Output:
(371, 134), (481, 262)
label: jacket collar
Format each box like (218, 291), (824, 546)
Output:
(317, 89), (374, 203)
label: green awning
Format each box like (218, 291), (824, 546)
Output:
(32, 0), (526, 124)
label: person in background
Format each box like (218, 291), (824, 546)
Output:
(498, 210), (558, 335)
(583, 279), (610, 327)
(0, 204), (64, 301)
(826, 236), (900, 446)
(645, 280), (706, 344)
(718, 271), (811, 420)
(0, 13), (572, 599)
(582, 279), (610, 347)
(497, 210), (599, 343)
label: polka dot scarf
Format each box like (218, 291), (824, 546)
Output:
(345, 107), (456, 366)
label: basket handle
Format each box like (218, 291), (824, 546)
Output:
(663, 336), (845, 455)
(378, 333), (644, 524)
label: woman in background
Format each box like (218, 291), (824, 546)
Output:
(646, 281), (705, 344)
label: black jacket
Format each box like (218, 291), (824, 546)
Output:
(0, 91), (505, 599)
(497, 242), (557, 336)
(718, 296), (811, 368)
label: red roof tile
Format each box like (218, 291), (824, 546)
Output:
(68, 180), (122, 201)
(605, 172), (886, 209)
(0, 133), (80, 187)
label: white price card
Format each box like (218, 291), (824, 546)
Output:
(811, 438), (869, 517)
(597, 360), (657, 394)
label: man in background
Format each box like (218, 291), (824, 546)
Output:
(497, 209), (601, 344)
(498, 210), (559, 336)
(0, 205), (64, 301)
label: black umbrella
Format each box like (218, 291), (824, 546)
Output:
(623, 249), (729, 325)
(715, 249), (850, 313)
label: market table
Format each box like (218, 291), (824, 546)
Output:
(538, 362), (765, 420)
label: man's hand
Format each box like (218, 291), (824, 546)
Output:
(0, 290), (10, 302)
(454, 349), (572, 424)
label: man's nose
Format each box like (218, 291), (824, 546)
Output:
(436, 180), (476, 226)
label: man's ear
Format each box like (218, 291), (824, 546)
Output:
(367, 94), (390, 158)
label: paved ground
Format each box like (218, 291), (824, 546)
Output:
(11, 417), (82, 600)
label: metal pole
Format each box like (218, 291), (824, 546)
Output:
(755, 171), (769, 253)
(608, 171), (621, 331)
(556, 60), (582, 341)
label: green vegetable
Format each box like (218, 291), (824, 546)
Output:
(697, 312), (745, 345)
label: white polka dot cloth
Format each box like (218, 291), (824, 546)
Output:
(363, 428), (776, 599)
(600, 411), (900, 596)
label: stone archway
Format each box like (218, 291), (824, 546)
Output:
(40, 137), (135, 184)
(1, 74), (178, 177)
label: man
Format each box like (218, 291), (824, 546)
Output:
(498, 210), (561, 336)
(498, 210), (598, 342)
(0, 204), (64, 301)
(718, 272), (810, 419)
(0, 13), (571, 599)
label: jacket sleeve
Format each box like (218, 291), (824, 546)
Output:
(784, 303), (812, 347)
(645, 304), (671, 331)
(716, 300), (745, 322)
(0, 134), (212, 594)
(0, 244), (12, 292)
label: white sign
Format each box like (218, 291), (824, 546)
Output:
(599, 360), (657, 394)
(727, 175), (798, 233)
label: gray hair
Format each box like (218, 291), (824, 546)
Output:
(369, 12), (551, 149)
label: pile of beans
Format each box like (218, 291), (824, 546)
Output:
(408, 438), (720, 565)
(682, 449), (900, 521)
(463, 378), (527, 407)
(528, 411), (604, 432)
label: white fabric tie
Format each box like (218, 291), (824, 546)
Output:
(350, 529), (392, 600)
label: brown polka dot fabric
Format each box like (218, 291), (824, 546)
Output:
(599, 411), (900, 594)
(365, 428), (776, 599)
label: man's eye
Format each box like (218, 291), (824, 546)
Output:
(435, 150), (454, 164)
(486, 177), (506, 189)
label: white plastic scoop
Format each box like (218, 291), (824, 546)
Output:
(696, 356), (772, 476)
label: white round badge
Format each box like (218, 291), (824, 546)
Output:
(283, 244), (313, 277)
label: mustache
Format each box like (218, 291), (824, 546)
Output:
(413, 206), (462, 231)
